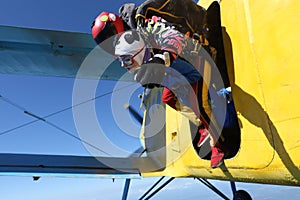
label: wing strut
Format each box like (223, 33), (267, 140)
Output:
(139, 177), (175, 200)
(138, 176), (166, 200)
(122, 179), (131, 200)
(196, 178), (230, 200)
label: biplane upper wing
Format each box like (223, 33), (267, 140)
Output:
(0, 25), (133, 81)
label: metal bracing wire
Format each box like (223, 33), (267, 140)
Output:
(0, 82), (138, 155)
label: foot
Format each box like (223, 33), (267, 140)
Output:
(210, 145), (225, 168)
(197, 126), (210, 147)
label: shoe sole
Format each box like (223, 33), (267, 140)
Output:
(211, 159), (224, 168)
(197, 134), (210, 147)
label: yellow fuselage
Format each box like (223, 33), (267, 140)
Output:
(141, 0), (300, 186)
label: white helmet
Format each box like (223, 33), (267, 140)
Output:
(115, 30), (145, 66)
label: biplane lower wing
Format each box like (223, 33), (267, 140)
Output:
(0, 153), (145, 178)
(0, 25), (133, 81)
(0, 153), (138, 177)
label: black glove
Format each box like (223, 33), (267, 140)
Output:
(134, 57), (166, 86)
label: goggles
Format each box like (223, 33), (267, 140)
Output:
(116, 46), (145, 67)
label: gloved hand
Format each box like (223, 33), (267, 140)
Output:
(134, 57), (166, 87)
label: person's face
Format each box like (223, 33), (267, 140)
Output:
(118, 54), (140, 73)
(117, 46), (144, 73)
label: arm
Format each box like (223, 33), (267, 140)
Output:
(162, 58), (200, 99)
(170, 58), (200, 84)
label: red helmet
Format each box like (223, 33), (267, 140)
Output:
(92, 12), (124, 44)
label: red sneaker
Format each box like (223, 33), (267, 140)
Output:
(210, 145), (225, 168)
(197, 126), (210, 147)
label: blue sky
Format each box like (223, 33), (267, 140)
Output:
(0, 0), (300, 199)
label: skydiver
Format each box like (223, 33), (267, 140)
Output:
(91, 1), (225, 168)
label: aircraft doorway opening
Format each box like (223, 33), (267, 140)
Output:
(191, 1), (241, 161)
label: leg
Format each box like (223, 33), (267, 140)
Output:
(162, 87), (177, 109)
